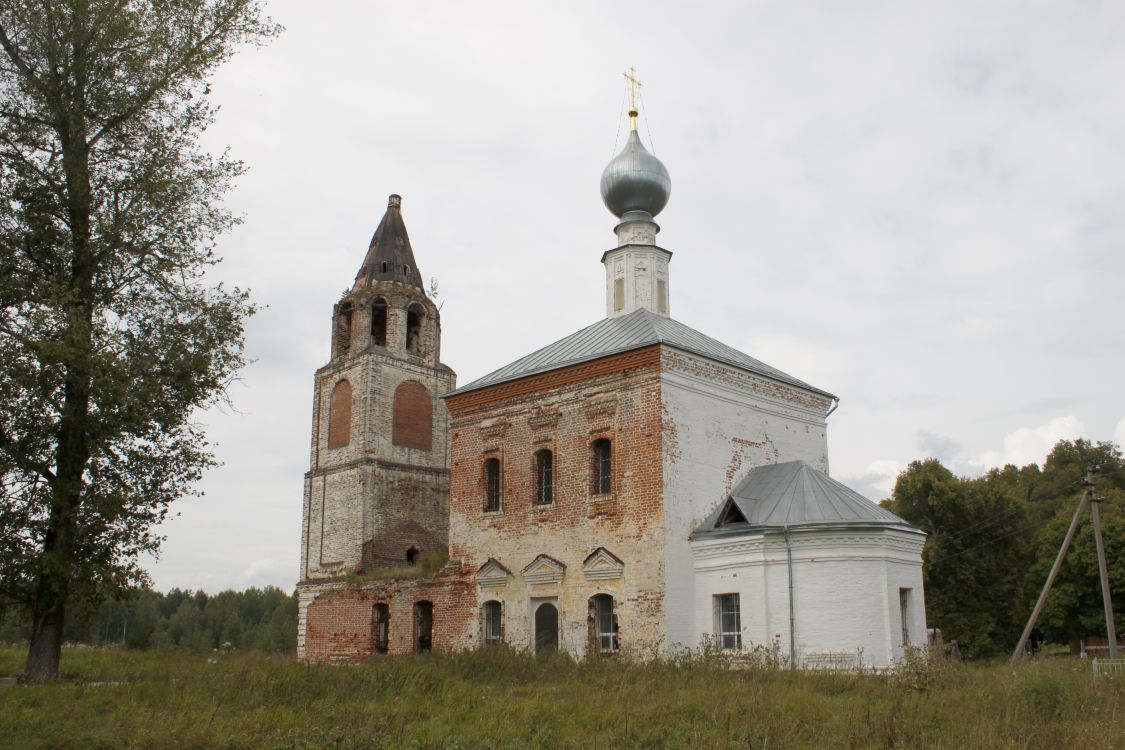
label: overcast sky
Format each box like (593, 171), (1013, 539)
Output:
(143, 0), (1125, 593)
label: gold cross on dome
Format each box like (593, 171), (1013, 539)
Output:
(623, 66), (642, 130)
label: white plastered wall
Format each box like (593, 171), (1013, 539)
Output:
(659, 349), (830, 652)
(690, 528), (926, 668)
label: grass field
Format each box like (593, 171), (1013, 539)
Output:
(0, 646), (1122, 749)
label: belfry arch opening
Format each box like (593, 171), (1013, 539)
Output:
(335, 301), (354, 355)
(406, 303), (424, 354)
(371, 297), (388, 346)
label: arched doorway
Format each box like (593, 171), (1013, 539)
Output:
(534, 602), (558, 653)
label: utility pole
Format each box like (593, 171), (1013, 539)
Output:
(1011, 467), (1118, 664)
(1090, 488), (1118, 659)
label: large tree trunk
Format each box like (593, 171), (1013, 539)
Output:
(24, 603), (66, 683)
(20, 67), (95, 682)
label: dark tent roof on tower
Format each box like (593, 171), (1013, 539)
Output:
(446, 308), (835, 398)
(355, 194), (425, 289)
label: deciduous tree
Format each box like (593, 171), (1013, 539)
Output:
(0, 0), (277, 681)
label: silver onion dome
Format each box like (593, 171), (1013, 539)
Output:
(600, 129), (671, 218)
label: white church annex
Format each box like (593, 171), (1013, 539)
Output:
(297, 89), (926, 669)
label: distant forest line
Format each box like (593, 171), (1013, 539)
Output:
(0, 587), (297, 654)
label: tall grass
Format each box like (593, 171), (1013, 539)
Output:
(0, 646), (1121, 749)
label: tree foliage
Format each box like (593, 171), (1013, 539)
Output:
(884, 439), (1124, 658)
(0, 1), (277, 680)
(0, 585), (298, 653)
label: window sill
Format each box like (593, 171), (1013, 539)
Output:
(589, 492), (615, 503)
(532, 503), (557, 521)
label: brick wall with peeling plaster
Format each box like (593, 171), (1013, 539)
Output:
(298, 336), (844, 662)
(445, 346), (667, 657)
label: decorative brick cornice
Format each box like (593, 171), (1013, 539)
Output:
(446, 346), (661, 416)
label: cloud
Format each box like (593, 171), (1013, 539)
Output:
(132, 2), (1125, 593)
(839, 459), (903, 502)
(975, 416), (1085, 470)
(242, 559), (293, 590)
(916, 430), (962, 463)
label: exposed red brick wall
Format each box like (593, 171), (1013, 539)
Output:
(393, 380), (433, 451)
(444, 347), (668, 650)
(303, 568), (476, 662)
(446, 345), (660, 414)
(327, 379), (352, 448)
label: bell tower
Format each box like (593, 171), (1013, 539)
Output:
(300, 195), (457, 584)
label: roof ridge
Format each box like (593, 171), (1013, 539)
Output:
(446, 309), (834, 399)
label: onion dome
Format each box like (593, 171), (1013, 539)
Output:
(600, 129), (671, 218)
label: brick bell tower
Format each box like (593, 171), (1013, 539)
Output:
(299, 194), (456, 585)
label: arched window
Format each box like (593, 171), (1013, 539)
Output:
(392, 381), (432, 451)
(413, 601), (433, 653)
(534, 449), (554, 505)
(327, 380), (352, 448)
(372, 604), (390, 654)
(483, 458), (501, 512)
(335, 301), (354, 355)
(481, 601), (502, 646)
(406, 303), (424, 354)
(371, 297), (388, 346)
(590, 594), (619, 654)
(591, 439), (612, 495)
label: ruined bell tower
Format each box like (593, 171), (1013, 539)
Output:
(299, 194), (456, 587)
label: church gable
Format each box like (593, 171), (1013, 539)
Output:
(716, 497), (748, 527)
(521, 554), (566, 585)
(582, 547), (624, 581)
(476, 558), (511, 589)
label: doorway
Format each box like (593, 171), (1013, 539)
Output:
(534, 602), (558, 653)
(413, 601), (433, 652)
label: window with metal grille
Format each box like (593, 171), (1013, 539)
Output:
(534, 449), (554, 505)
(591, 594), (619, 654)
(714, 593), (742, 652)
(591, 439), (612, 495)
(482, 601), (502, 646)
(483, 458), (501, 512)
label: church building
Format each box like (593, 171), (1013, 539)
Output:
(296, 103), (926, 668)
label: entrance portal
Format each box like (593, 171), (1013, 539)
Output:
(534, 602), (559, 653)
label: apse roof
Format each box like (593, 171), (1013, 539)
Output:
(692, 460), (922, 537)
(446, 308), (834, 398)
